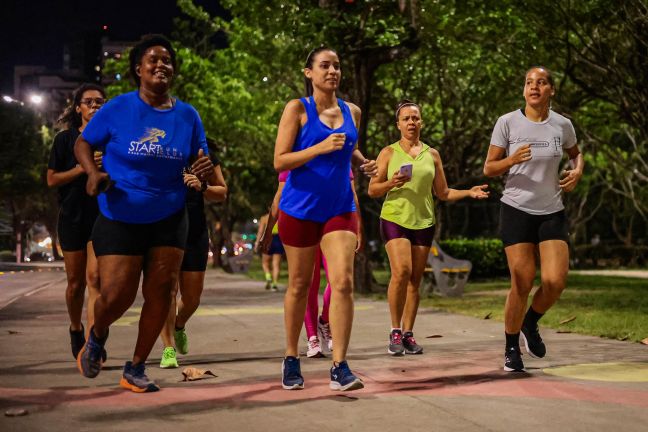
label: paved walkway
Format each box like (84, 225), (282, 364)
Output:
(1, 269), (647, 431)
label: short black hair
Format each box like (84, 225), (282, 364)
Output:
(129, 34), (177, 87)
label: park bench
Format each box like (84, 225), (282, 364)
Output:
(422, 240), (472, 297)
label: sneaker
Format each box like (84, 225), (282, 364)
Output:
(317, 317), (333, 352)
(306, 336), (324, 358)
(264, 280), (271, 290)
(329, 361), (364, 391)
(120, 361), (160, 393)
(174, 327), (189, 355)
(503, 346), (526, 372)
(160, 346), (179, 368)
(76, 327), (107, 378)
(521, 324), (546, 359)
(70, 326), (85, 360)
(402, 331), (423, 354)
(388, 329), (405, 355)
(281, 356), (304, 390)
(271, 284), (279, 292)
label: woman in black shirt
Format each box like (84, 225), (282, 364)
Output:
(47, 83), (106, 359)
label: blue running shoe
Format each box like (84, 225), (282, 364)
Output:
(282, 356), (304, 390)
(120, 361), (160, 393)
(76, 327), (107, 378)
(329, 361), (364, 391)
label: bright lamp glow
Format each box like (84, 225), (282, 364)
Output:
(29, 94), (43, 105)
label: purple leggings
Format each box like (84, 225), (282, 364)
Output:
(304, 248), (331, 338)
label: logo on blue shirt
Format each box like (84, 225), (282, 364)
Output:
(128, 127), (183, 160)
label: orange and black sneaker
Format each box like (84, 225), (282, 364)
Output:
(77, 327), (107, 378)
(120, 361), (160, 393)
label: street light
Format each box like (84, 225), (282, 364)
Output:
(29, 94), (43, 105)
(2, 95), (13, 103)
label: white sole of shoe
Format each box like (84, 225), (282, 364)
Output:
(520, 331), (544, 359)
(503, 365), (526, 372)
(282, 383), (305, 390)
(329, 379), (364, 391)
(387, 348), (405, 356)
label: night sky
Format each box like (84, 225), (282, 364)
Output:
(1, 0), (227, 94)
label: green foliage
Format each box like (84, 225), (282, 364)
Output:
(423, 274), (648, 343)
(439, 238), (508, 278)
(0, 103), (43, 198)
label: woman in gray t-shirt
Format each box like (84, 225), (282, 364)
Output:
(483, 66), (585, 373)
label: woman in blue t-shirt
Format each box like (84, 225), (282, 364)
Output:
(73, 35), (215, 393)
(274, 47), (369, 392)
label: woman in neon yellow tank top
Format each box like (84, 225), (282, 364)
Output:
(369, 100), (489, 356)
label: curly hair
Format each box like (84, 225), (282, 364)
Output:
(56, 83), (106, 130)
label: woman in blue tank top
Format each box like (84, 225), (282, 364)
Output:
(274, 47), (365, 392)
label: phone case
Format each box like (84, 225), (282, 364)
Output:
(400, 164), (413, 178)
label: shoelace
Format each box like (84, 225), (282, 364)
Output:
(335, 362), (354, 379)
(308, 338), (321, 349)
(405, 335), (417, 345)
(163, 349), (175, 359)
(391, 332), (403, 344)
(285, 359), (301, 376)
(131, 362), (149, 379)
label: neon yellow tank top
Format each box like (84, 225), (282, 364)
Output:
(379, 141), (436, 229)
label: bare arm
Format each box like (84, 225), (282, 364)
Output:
(351, 178), (364, 252)
(46, 166), (85, 188)
(432, 149), (489, 201)
(367, 147), (409, 198)
(560, 144), (584, 192)
(259, 182), (285, 253)
(203, 165), (228, 202)
(74, 135), (108, 196)
(483, 144), (531, 177)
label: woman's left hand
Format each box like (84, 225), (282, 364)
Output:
(469, 184), (490, 199)
(184, 173), (202, 191)
(359, 159), (378, 177)
(559, 169), (582, 192)
(191, 149), (213, 181)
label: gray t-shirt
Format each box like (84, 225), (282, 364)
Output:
(491, 109), (577, 215)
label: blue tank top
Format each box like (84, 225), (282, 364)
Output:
(279, 96), (358, 222)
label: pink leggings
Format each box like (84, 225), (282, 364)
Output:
(304, 248), (331, 338)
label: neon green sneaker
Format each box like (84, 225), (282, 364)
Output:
(174, 328), (189, 355)
(160, 346), (178, 368)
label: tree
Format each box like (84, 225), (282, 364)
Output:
(0, 103), (49, 261)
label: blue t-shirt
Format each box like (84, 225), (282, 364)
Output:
(279, 97), (357, 222)
(82, 91), (208, 223)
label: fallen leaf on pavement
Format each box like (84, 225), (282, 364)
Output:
(556, 330), (572, 334)
(618, 336), (629, 341)
(425, 334), (443, 338)
(559, 316), (576, 325)
(182, 367), (217, 382)
(641, 338), (648, 345)
(5, 408), (28, 417)
(7, 330), (19, 335)
(483, 312), (492, 320)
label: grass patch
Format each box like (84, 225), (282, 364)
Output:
(419, 274), (648, 343)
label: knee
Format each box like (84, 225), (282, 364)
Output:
(66, 277), (86, 296)
(86, 270), (99, 290)
(391, 266), (412, 285)
(541, 277), (566, 296)
(330, 276), (353, 297)
(286, 281), (309, 301)
(509, 271), (534, 296)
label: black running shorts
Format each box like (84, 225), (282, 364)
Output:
(92, 208), (188, 256)
(58, 212), (97, 252)
(499, 202), (569, 247)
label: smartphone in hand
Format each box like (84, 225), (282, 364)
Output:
(399, 163), (413, 179)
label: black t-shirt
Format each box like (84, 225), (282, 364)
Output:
(185, 154), (221, 232)
(47, 129), (98, 222)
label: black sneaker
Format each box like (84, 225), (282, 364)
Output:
(281, 356), (304, 390)
(70, 326), (86, 360)
(402, 331), (423, 354)
(521, 324), (546, 359)
(503, 346), (525, 372)
(77, 327), (108, 378)
(388, 329), (405, 355)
